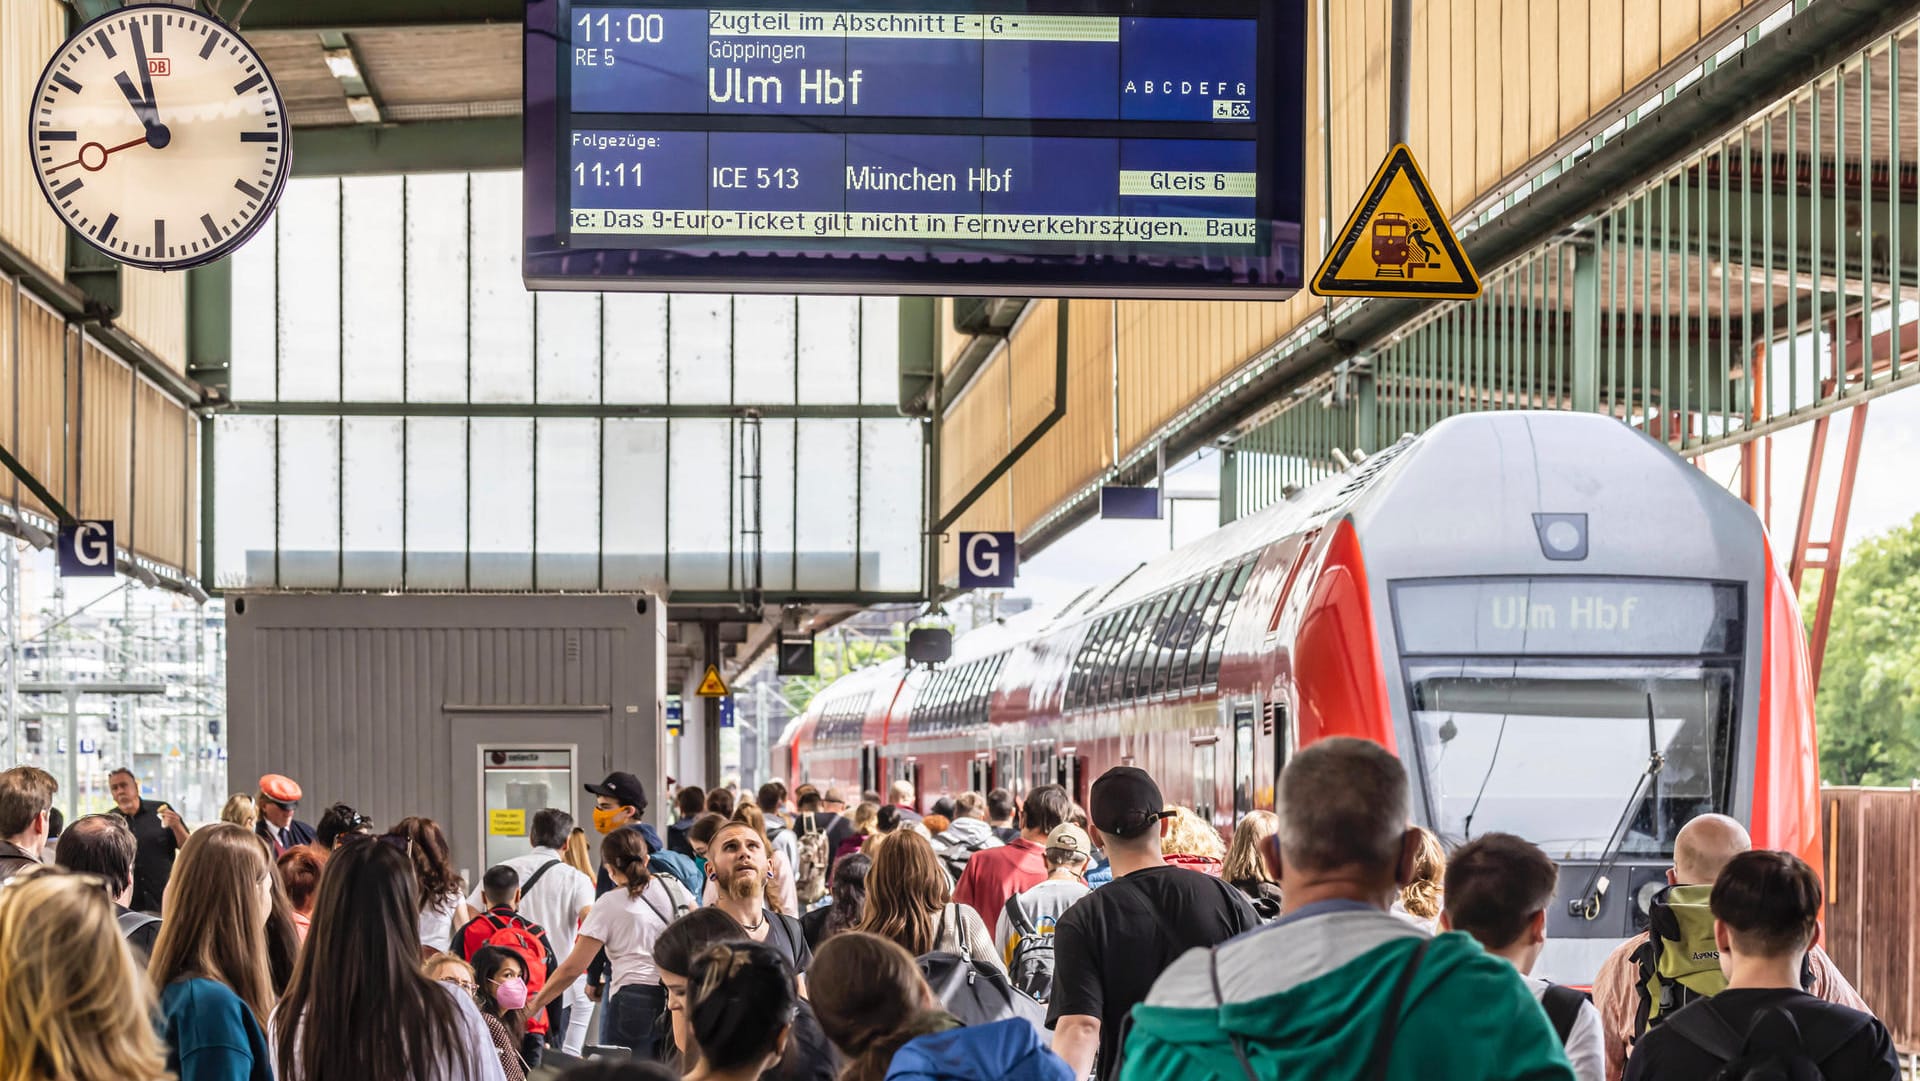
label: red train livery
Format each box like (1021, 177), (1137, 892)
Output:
(774, 411), (1821, 983)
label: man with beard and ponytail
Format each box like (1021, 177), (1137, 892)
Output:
(706, 819), (812, 985)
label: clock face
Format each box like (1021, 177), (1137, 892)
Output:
(29, 4), (289, 270)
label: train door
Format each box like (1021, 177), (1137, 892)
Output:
(1191, 735), (1219, 825)
(860, 744), (880, 795)
(1051, 752), (1086, 807)
(969, 755), (992, 793)
(1232, 703), (1257, 818)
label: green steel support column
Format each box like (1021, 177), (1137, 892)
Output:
(1217, 448), (1238, 527)
(1355, 368), (1378, 453)
(1571, 242), (1601, 415)
(187, 261), (233, 399)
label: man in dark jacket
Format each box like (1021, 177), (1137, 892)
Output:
(255, 773), (318, 855)
(57, 814), (161, 959)
(0, 765), (57, 884)
(108, 767), (188, 913)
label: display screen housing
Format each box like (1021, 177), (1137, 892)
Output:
(523, 0), (1307, 297)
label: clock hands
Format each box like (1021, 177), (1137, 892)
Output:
(46, 134), (150, 174)
(115, 22), (171, 150)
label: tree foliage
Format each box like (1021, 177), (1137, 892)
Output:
(779, 631), (908, 716)
(1810, 512), (1920, 786)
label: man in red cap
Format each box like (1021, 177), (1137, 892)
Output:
(256, 773), (317, 855)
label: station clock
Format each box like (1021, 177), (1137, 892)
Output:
(29, 4), (289, 270)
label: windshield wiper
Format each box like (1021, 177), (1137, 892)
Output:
(1570, 693), (1665, 921)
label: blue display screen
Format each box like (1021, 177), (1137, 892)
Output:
(524, 0), (1306, 297)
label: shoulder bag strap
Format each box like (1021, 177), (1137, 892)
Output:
(1662, 1000), (1745, 1064)
(519, 859), (564, 896)
(1003, 892), (1038, 939)
(1364, 938), (1435, 1081)
(1209, 946), (1260, 1081)
(638, 884), (672, 927)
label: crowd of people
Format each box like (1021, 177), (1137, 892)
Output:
(0, 745), (1898, 1081)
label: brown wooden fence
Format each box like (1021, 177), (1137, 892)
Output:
(1822, 787), (1920, 1050)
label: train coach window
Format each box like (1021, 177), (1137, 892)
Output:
(1183, 570), (1234, 690)
(1153, 580), (1204, 697)
(1203, 560), (1257, 685)
(1406, 660), (1738, 860)
(1098, 605), (1140, 705)
(1127, 593), (1174, 700)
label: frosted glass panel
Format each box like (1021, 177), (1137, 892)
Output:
(603, 419), (668, 589)
(861, 419), (924, 592)
(341, 177), (405, 402)
(470, 172), (533, 403)
(668, 419), (731, 589)
(404, 175), (468, 403)
(756, 420), (796, 592)
(734, 297), (796, 405)
(469, 418), (534, 588)
(794, 420), (858, 590)
(603, 293), (668, 404)
(213, 416), (276, 588)
(860, 297), (900, 405)
(536, 292), (601, 403)
(341, 417), (405, 588)
(668, 296), (732, 405)
(405, 417), (467, 588)
(277, 179), (341, 401)
(276, 417), (340, 587)
(228, 218), (276, 401)
(797, 297), (859, 405)
(536, 419), (600, 589)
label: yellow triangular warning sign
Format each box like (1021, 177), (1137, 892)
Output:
(1311, 145), (1480, 300)
(696, 664), (730, 698)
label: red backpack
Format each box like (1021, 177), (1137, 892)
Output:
(457, 910), (553, 1034)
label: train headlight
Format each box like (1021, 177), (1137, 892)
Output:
(1532, 513), (1589, 561)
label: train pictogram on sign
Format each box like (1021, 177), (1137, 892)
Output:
(1311, 144), (1479, 300)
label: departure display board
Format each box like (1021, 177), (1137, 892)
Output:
(524, 0), (1306, 297)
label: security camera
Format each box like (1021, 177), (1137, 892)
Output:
(16, 521), (52, 551)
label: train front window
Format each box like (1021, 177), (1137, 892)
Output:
(1393, 577), (1743, 861)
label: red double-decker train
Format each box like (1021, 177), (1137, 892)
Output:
(773, 410), (1820, 983)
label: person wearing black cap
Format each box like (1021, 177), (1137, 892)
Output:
(583, 771), (702, 898)
(1047, 766), (1256, 1081)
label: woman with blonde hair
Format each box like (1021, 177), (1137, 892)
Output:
(1394, 825), (1446, 930)
(561, 827), (594, 880)
(855, 830), (1003, 971)
(148, 822), (278, 1081)
(221, 793), (260, 832)
(1221, 810), (1283, 919)
(0, 869), (171, 1081)
(1159, 805), (1227, 877)
(834, 801), (879, 865)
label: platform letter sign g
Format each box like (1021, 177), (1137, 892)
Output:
(58, 519), (117, 578)
(958, 531), (1017, 590)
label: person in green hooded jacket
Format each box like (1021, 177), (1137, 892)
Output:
(1122, 737), (1575, 1081)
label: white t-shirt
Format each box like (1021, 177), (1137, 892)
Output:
(1526, 976), (1605, 1081)
(578, 880), (677, 992)
(993, 877), (1093, 967)
(462, 847), (595, 962)
(420, 892), (464, 952)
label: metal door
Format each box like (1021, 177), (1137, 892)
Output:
(449, 711), (608, 887)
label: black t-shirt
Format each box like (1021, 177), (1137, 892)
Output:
(1047, 865), (1259, 1081)
(1624, 989), (1897, 1081)
(771, 999), (840, 1081)
(762, 911), (814, 976)
(118, 800), (178, 914)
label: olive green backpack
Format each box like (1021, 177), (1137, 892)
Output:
(1634, 883), (1728, 1036)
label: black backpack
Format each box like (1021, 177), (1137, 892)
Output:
(1540, 983), (1587, 1045)
(1664, 1001), (1872, 1081)
(1000, 893), (1056, 1003)
(915, 905), (1047, 1039)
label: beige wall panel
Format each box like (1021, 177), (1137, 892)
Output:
(1660, 0), (1700, 66)
(1559, 0), (1592, 137)
(939, 344), (1011, 514)
(1010, 300), (1111, 531)
(1701, 0), (1741, 33)
(1623, 0), (1662, 88)
(939, 299), (968, 372)
(1500, 0), (1531, 177)
(0, 281), (14, 508)
(78, 343), (132, 527)
(120, 268), (188, 374)
(1531, 2), (1561, 149)
(132, 384), (191, 568)
(1423, 0), (1453, 211)
(16, 296), (68, 518)
(1007, 300), (1060, 439)
(1475, 0), (1502, 195)
(1590, 0), (1624, 115)
(186, 413), (200, 577)
(1, 0), (67, 277)
(1451, 0), (1477, 208)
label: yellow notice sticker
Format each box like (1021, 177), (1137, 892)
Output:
(1311, 144), (1480, 300)
(488, 809), (526, 836)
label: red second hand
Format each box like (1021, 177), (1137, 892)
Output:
(47, 134), (150, 174)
